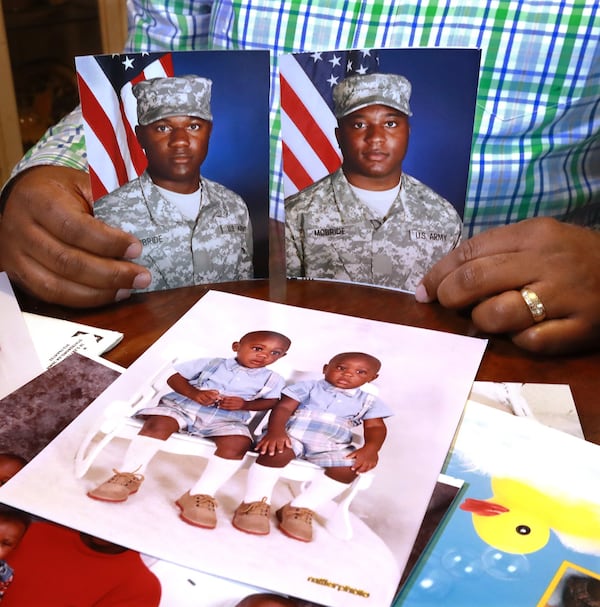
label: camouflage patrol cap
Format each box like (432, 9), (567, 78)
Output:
(133, 75), (213, 125)
(333, 73), (413, 118)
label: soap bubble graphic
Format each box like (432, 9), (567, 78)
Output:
(441, 548), (484, 579)
(408, 546), (530, 601)
(481, 547), (530, 581)
(410, 567), (454, 600)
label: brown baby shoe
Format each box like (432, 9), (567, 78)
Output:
(232, 498), (271, 535)
(175, 492), (218, 529)
(276, 503), (314, 542)
(87, 470), (144, 502)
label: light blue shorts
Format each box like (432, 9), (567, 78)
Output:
(136, 397), (252, 439)
(285, 410), (356, 467)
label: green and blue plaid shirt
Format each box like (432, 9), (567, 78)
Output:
(10, 0), (599, 236)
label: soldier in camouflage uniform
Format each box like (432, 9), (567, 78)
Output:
(94, 75), (253, 292)
(285, 72), (462, 292)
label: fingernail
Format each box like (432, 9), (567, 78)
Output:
(415, 283), (431, 303)
(124, 242), (142, 259)
(115, 289), (131, 302)
(132, 272), (151, 289)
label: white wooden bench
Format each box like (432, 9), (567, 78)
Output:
(74, 360), (374, 540)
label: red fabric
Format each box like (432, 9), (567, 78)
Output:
(4, 521), (161, 606)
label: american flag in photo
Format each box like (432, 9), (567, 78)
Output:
(280, 49), (380, 197)
(76, 52), (174, 200)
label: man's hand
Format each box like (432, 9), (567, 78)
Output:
(416, 217), (600, 354)
(0, 166), (151, 307)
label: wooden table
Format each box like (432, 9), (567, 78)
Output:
(22, 277), (599, 444)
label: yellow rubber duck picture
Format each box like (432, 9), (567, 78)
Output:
(405, 397), (600, 607)
(460, 476), (600, 555)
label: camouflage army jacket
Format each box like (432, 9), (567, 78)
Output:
(284, 168), (462, 292)
(94, 171), (253, 291)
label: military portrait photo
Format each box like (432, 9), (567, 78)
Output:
(76, 50), (270, 292)
(281, 48), (479, 293)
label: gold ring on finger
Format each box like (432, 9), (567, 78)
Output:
(520, 287), (547, 323)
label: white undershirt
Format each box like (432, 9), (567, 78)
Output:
(349, 182), (401, 219)
(155, 183), (202, 221)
